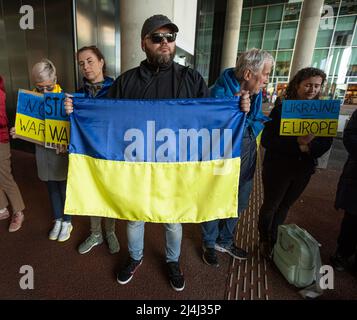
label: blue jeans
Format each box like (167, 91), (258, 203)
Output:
(201, 178), (253, 248)
(46, 180), (71, 222)
(127, 221), (182, 262)
(201, 128), (256, 248)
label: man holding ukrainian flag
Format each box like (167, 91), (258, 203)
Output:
(64, 14), (249, 292)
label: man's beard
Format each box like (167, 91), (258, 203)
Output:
(145, 46), (176, 67)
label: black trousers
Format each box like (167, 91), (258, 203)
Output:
(337, 211), (357, 257)
(258, 162), (312, 244)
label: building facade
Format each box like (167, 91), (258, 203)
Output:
(195, 0), (357, 104)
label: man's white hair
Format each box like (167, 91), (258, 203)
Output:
(235, 48), (274, 81)
(31, 58), (57, 83)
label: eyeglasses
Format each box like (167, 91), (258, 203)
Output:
(35, 85), (55, 93)
(148, 32), (177, 44)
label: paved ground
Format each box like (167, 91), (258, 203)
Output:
(1, 141), (356, 301)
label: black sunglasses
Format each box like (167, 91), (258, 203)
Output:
(149, 32), (177, 44)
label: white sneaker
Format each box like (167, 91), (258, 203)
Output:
(0, 208), (10, 220)
(49, 219), (62, 240)
(57, 221), (73, 242)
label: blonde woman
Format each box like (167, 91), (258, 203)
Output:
(13, 59), (72, 241)
(33, 59), (72, 242)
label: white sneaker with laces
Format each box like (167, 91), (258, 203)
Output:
(57, 221), (73, 242)
(49, 219), (62, 240)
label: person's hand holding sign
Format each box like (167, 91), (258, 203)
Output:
(297, 134), (315, 153)
(55, 144), (67, 155)
(9, 126), (16, 139)
(64, 94), (74, 115)
(235, 90), (250, 113)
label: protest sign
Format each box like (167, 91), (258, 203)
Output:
(15, 90), (83, 147)
(15, 89), (45, 145)
(280, 100), (340, 137)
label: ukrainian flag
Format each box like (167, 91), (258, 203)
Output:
(64, 98), (246, 223)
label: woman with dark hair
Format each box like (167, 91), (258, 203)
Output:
(76, 46), (113, 98)
(258, 67), (333, 258)
(72, 45), (119, 255)
(0, 75), (25, 232)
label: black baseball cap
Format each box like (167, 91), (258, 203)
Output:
(141, 14), (179, 40)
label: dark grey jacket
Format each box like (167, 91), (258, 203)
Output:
(35, 145), (68, 181)
(335, 109), (357, 214)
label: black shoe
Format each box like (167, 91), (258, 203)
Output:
(116, 257), (143, 285)
(330, 253), (354, 272)
(167, 262), (185, 292)
(215, 243), (248, 260)
(202, 247), (219, 267)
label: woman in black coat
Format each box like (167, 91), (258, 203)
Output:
(331, 109), (357, 272)
(258, 68), (333, 258)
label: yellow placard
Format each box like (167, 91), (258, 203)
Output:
(280, 119), (338, 137)
(45, 119), (70, 145)
(15, 113), (45, 145)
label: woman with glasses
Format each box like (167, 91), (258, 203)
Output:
(71, 46), (119, 255)
(258, 67), (333, 259)
(33, 59), (73, 242)
(12, 59), (72, 242)
(0, 75), (25, 232)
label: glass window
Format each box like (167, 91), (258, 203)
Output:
(275, 51), (292, 77)
(253, 0), (268, 6)
(332, 16), (356, 46)
(263, 23), (280, 50)
(241, 9), (251, 25)
(248, 25), (263, 49)
(268, 50), (276, 61)
(238, 26), (249, 52)
(283, 3), (301, 21)
(195, 53), (210, 83)
(327, 48), (353, 79)
(251, 7), (266, 24)
(339, 0), (357, 15)
(312, 49), (329, 70)
(327, 49), (341, 77)
(278, 22), (297, 49)
(267, 4), (283, 22)
(316, 18), (335, 47)
(353, 25), (357, 46)
(322, 0), (340, 17)
(347, 48), (357, 77)
(201, 0), (215, 12)
(198, 13), (214, 29)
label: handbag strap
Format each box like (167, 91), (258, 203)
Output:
(298, 230), (323, 299)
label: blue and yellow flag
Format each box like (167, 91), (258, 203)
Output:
(64, 98), (246, 223)
(15, 89), (45, 145)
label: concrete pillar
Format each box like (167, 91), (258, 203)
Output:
(119, 0), (173, 73)
(290, 0), (324, 79)
(220, 0), (243, 72)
